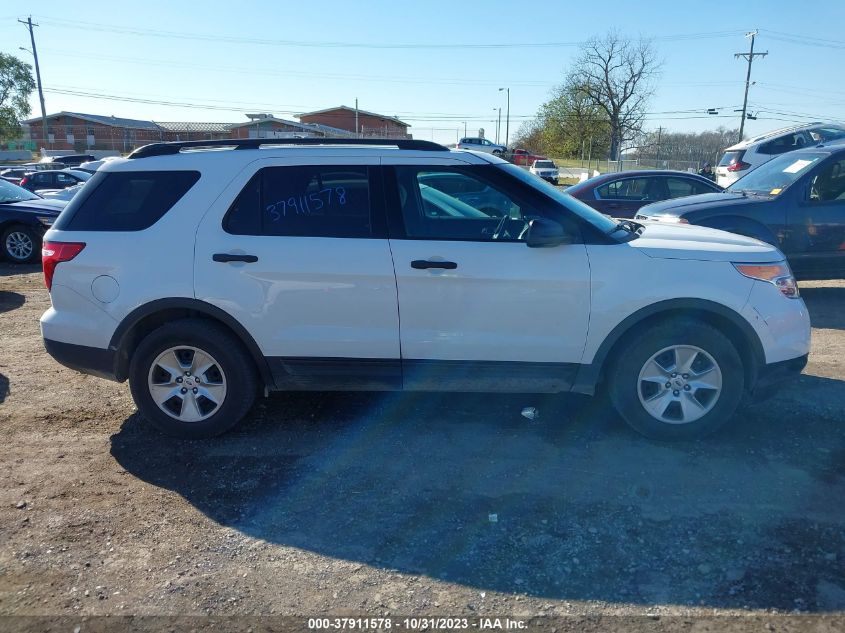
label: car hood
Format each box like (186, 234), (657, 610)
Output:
(630, 220), (781, 262)
(637, 191), (765, 216)
(0, 198), (66, 214)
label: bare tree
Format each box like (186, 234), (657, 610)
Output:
(568, 32), (660, 160)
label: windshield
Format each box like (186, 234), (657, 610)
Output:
(726, 151), (826, 195)
(497, 163), (618, 233)
(0, 178), (40, 203)
(534, 161), (555, 168)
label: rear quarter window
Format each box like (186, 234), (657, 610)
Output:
(53, 170), (200, 231)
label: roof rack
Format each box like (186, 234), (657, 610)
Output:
(128, 137), (449, 159)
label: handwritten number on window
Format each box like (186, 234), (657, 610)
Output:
(266, 186), (348, 221)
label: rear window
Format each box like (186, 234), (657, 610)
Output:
(718, 150), (745, 167)
(54, 171), (200, 231)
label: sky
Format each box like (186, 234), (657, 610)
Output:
(1, 0), (844, 147)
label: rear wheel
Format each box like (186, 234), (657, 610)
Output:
(608, 319), (745, 440)
(129, 319), (257, 438)
(2, 225), (39, 263)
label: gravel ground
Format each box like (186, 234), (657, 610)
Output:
(0, 262), (843, 631)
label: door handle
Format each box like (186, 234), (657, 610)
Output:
(213, 253), (258, 263)
(411, 260), (457, 270)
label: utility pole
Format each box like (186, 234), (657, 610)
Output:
(499, 87), (510, 148)
(354, 98), (360, 138)
(19, 16), (49, 150)
(494, 108), (501, 144)
(735, 31), (767, 144)
(655, 126), (663, 168)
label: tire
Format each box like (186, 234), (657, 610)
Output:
(2, 224), (40, 263)
(129, 318), (258, 439)
(608, 319), (745, 440)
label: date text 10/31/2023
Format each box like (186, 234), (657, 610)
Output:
(266, 186), (348, 221)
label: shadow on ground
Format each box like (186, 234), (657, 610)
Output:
(111, 374), (845, 611)
(801, 286), (845, 330)
(0, 263), (40, 278)
(0, 373), (8, 404)
(0, 291), (25, 313)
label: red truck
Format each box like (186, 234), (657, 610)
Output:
(508, 148), (547, 167)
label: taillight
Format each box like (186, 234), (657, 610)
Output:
(727, 161), (751, 172)
(42, 241), (85, 291)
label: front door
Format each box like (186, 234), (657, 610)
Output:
(194, 157), (401, 390)
(384, 161), (591, 392)
(787, 157), (845, 278)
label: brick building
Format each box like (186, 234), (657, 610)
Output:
(22, 112), (165, 153)
(228, 113), (352, 139)
(20, 108), (410, 154)
(298, 106), (411, 138)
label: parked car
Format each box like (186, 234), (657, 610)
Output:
(77, 156), (121, 174)
(18, 169), (90, 193)
(565, 170), (722, 218)
(1, 168), (28, 185)
(40, 138), (809, 441)
(509, 148), (547, 167)
(0, 179), (65, 263)
(39, 183), (86, 202)
(716, 122), (845, 188)
(42, 154), (96, 168)
(529, 159), (559, 184)
(637, 141), (845, 280)
(456, 137), (507, 155)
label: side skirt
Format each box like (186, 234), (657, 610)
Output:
(268, 357), (581, 393)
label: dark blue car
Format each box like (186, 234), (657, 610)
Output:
(637, 142), (845, 281)
(0, 179), (66, 263)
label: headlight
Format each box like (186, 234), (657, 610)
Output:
(733, 262), (799, 298)
(36, 216), (55, 227)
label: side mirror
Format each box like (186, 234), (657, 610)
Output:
(525, 218), (572, 248)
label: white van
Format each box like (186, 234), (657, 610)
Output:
(716, 123), (845, 188)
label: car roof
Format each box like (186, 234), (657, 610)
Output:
(101, 139), (498, 172)
(723, 122), (845, 151)
(565, 170), (717, 194)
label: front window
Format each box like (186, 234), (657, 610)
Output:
(727, 151), (827, 196)
(808, 126), (845, 144)
(597, 177), (653, 201)
(809, 159), (845, 202)
(498, 163), (618, 234)
(0, 179), (40, 203)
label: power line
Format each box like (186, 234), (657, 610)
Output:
(29, 16), (746, 49)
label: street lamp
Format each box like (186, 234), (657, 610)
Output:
(493, 108), (501, 144)
(498, 87), (510, 148)
(461, 121), (467, 138)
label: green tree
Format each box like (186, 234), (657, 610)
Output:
(0, 53), (36, 142)
(537, 81), (611, 158)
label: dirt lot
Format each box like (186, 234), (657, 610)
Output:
(1, 262), (844, 630)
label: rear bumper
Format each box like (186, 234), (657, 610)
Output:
(750, 353), (808, 401)
(43, 338), (120, 382)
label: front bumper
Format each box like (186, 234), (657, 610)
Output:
(750, 353), (808, 401)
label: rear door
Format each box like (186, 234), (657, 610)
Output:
(787, 156), (845, 278)
(194, 157), (401, 390)
(384, 159), (591, 392)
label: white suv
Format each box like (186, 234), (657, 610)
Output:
(716, 122), (845, 188)
(40, 139), (810, 440)
(456, 137), (507, 155)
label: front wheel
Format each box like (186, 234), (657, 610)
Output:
(2, 224), (40, 263)
(608, 319), (745, 440)
(129, 319), (257, 438)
